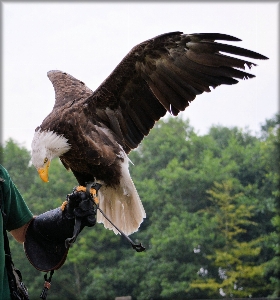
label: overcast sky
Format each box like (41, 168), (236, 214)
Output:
(2, 2), (279, 150)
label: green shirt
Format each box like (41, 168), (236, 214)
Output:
(0, 165), (33, 300)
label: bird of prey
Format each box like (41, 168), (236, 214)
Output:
(31, 31), (268, 236)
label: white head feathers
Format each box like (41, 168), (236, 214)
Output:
(31, 129), (71, 168)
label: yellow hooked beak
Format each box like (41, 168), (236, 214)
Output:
(38, 161), (50, 182)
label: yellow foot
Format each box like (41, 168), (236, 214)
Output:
(61, 200), (68, 211)
(76, 186), (99, 205)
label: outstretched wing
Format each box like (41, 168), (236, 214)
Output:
(85, 32), (267, 153)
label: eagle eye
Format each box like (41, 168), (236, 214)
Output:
(44, 157), (48, 164)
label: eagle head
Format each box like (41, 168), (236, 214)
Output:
(31, 129), (71, 182)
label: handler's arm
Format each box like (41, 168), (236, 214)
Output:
(10, 220), (33, 243)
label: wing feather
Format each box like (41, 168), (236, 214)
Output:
(48, 32), (267, 153)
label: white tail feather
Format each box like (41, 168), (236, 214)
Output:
(96, 154), (146, 236)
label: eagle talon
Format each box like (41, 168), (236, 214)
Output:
(93, 196), (99, 205)
(76, 185), (86, 193)
(61, 200), (68, 211)
(76, 184), (101, 205)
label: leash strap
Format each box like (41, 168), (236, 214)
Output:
(40, 270), (54, 300)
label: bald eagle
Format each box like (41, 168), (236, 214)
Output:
(31, 32), (267, 236)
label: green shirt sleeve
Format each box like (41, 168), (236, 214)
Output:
(0, 165), (33, 231)
(0, 165), (33, 300)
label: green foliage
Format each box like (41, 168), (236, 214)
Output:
(2, 139), (36, 193)
(3, 114), (279, 299)
(191, 180), (268, 297)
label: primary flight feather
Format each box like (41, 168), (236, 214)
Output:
(31, 32), (268, 235)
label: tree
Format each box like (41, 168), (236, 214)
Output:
(191, 180), (270, 298)
(2, 138), (36, 193)
(2, 114), (279, 299)
(259, 114), (280, 297)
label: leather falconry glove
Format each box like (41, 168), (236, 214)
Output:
(24, 184), (99, 272)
